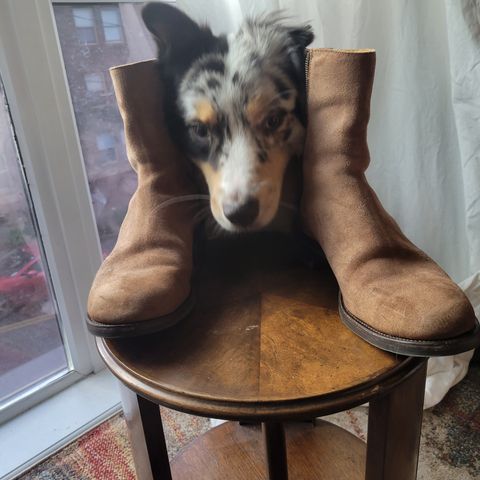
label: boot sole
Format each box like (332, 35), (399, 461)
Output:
(339, 294), (480, 357)
(85, 290), (195, 338)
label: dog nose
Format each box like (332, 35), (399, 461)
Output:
(223, 197), (259, 227)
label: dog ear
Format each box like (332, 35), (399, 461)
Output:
(283, 24), (314, 83)
(287, 25), (314, 69)
(142, 2), (220, 70)
(285, 25), (314, 123)
(289, 25), (314, 50)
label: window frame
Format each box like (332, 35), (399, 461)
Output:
(0, 0), (164, 424)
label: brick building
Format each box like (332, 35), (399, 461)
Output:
(54, 4), (155, 251)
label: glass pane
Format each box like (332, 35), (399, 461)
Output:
(73, 7), (94, 28)
(54, 3), (156, 255)
(104, 26), (123, 43)
(84, 72), (105, 93)
(0, 78), (69, 407)
(101, 8), (123, 43)
(73, 7), (97, 44)
(77, 27), (97, 45)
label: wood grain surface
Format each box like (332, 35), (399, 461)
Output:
(171, 420), (365, 480)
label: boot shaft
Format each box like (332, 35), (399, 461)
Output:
(304, 49), (376, 176)
(110, 60), (179, 175)
(110, 60), (196, 200)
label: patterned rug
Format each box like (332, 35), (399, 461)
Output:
(19, 408), (210, 480)
(20, 363), (479, 480)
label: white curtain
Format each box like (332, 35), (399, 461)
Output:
(179, 0), (480, 407)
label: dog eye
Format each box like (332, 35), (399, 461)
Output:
(264, 111), (285, 132)
(189, 122), (210, 140)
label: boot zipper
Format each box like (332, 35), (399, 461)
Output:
(304, 48), (311, 100)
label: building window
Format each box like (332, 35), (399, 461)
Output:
(72, 7), (97, 45)
(84, 72), (105, 93)
(96, 133), (116, 164)
(100, 7), (124, 43)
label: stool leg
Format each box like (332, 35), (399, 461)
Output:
(120, 385), (172, 480)
(262, 422), (288, 480)
(366, 360), (427, 480)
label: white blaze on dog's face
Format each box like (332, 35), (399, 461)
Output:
(142, 5), (313, 231)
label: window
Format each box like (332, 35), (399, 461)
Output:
(0, 78), (69, 409)
(72, 7), (97, 44)
(84, 72), (105, 92)
(0, 0), (161, 473)
(96, 132), (116, 163)
(100, 7), (124, 43)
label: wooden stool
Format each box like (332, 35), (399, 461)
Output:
(97, 233), (427, 480)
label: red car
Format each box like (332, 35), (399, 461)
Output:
(0, 246), (49, 318)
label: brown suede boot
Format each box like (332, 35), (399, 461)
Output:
(87, 60), (198, 338)
(302, 49), (480, 356)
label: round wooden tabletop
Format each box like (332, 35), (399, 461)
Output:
(98, 232), (421, 420)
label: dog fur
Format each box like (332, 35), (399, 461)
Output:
(142, 3), (313, 232)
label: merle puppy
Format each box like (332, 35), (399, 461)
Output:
(142, 3), (313, 233)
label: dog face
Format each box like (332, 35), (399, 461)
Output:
(143, 3), (313, 232)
